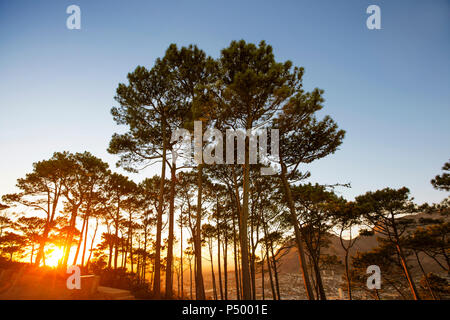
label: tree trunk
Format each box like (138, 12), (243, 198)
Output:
(81, 216), (89, 267)
(312, 257), (327, 300)
(414, 251), (437, 300)
(250, 219), (256, 299)
(165, 164), (176, 298)
(266, 249), (276, 300)
(136, 238), (141, 281)
(261, 248), (265, 300)
(209, 241), (217, 300)
(129, 224), (133, 273)
(279, 160), (315, 300)
(269, 240), (281, 300)
(177, 266), (180, 297)
(180, 215), (184, 298)
(233, 215), (240, 300)
(62, 206), (79, 267)
(224, 235), (228, 300)
(114, 201), (120, 269)
(143, 226), (148, 282)
(195, 164), (206, 299)
(238, 246), (242, 298)
(35, 189), (60, 267)
(262, 221), (276, 300)
(217, 201), (223, 300)
(35, 225), (50, 267)
(122, 232), (127, 268)
(86, 218), (98, 267)
(240, 139), (252, 300)
(108, 240), (113, 268)
(391, 219), (421, 300)
(339, 229), (353, 300)
(189, 257), (193, 299)
(344, 249), (352, 300)
(153, 119), (167, 298)
(73, 215), (87, 266)
(396, 243), (420, 299)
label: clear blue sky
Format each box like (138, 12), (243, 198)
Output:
(0, 0), (449, 204)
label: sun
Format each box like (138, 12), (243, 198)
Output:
(45, 246), (64, 267)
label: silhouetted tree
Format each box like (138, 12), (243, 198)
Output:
(431, 160), (450, 191)
(356, 187), (421, 300)
(16, 216), (46, 264)
(332, 200), (363, 299)
(273, 75), (345, 299)
(0, 232), (26, 261)
(2, 152), (70, 266)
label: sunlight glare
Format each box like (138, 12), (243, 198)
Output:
(45, 246), (64, 267)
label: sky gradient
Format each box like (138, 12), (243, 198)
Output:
(0, 0), (449, 205)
